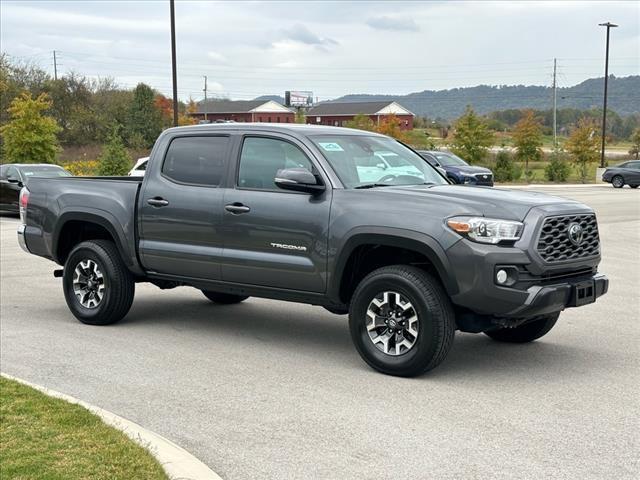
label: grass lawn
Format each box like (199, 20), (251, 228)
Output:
(0, 377), (168, 480)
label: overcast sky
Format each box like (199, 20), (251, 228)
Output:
(2, 1), (638, 102)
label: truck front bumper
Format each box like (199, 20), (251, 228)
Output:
(447, 238), (608, 319)
(499, 273), (608, 317)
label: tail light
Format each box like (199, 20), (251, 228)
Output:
(19, 187), (29, 224)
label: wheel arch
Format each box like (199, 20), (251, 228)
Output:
(53, 210), (142, 275)
(329, 228), (458, 304)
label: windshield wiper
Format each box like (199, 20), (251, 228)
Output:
(354, 183), (395, 189)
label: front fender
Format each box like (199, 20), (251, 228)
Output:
(327, 226), (459, 303)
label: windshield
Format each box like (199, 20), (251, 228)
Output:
(311, 135), (447, 188)
(20, 166), (71, 178)
(433, 152), (468, 167)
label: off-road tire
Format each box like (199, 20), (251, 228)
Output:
(63, 240), (135, 325)
(202, 291), (249, 304)
(484, 313), (560, 343)
(349, 265), (455, 377)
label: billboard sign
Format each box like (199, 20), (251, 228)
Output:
(285, 91), (313, 107)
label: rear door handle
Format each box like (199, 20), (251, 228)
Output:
(147, 197), (169, 207)
(225, 202), (250, 214)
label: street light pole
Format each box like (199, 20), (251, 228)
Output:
(170, 0), (179, 127)
(598, 21), (618, 168)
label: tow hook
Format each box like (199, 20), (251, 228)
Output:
(53, 269), (64, 278)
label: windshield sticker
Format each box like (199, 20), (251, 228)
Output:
(318, 142), (344, 152)
(24, 172), (34, 176)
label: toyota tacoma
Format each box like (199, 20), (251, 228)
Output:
(17, 124), (608, 376)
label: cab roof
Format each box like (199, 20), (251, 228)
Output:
(163, 122), (386, 139)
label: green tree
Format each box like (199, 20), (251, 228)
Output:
(629, 128), (640, 160)
(97, 130), (131, 176)
(345, 113), (376, 132)
(126, 83), (162, 148)
(512, 110), (543, 177)
(0, 92), (60, 163)
(450, 106), (494, 164)
(565, 118), (600, 183)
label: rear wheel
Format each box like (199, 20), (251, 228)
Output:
(201, 291), (248, 304)
(349, 265), (455, 377)
(484, 313), (559, 343)
(612, 175), (625, 188)
(63, 240), (135, 325)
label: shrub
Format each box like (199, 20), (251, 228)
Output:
(512, 162), (523, 181)
(544, 152), (571, 182)
(97, 132), (132, 176)
(493, 150), (516, 182)
(63, 160), (100, 176)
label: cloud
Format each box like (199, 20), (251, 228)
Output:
(207, 51), (228, 64)
(366, 15), (420, 32)
(281, 24), (338, 47)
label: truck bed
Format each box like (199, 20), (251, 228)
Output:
(22, 176), (143, 271)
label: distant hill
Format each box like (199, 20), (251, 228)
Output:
(254, 95), (286, 104)
(303, 76), (639, 119)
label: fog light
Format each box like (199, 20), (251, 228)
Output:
(496, 269), (508, 285)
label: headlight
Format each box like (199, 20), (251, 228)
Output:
(447, 216), (523, 244)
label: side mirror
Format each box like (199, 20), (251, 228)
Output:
(376, 162), (387, 170)
(275, 168), (325, 194)
(7, 176), (22, 186)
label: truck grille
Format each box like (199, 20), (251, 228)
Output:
(536, 214), (600, 262)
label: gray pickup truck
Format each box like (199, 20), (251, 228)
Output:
(18, 124), (608, 376)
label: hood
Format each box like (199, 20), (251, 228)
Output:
(445, 165), (492, 175)
(369, 184), (581, 221)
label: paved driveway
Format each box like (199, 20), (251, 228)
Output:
(1, 185), (638, 479)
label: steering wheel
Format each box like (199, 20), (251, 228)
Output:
(378, 174), (398, 183)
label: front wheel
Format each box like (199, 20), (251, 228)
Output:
(349, 265), (455, 377)
(612, 175), (625, 188)
(201, 291), (248, 304)
(63, 240), (135, 325)
(630, 185), (639, 189)
(484, 313), (559, 343)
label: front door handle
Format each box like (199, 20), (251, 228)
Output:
(225, 202), (250, 214)
(147, 197), (169, 207)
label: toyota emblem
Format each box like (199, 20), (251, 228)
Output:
(568, 223), (584, 246)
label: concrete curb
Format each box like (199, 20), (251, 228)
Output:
(1, 373), (222, 480)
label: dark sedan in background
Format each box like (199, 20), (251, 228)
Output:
(418, 150), (494, 186)
(0, 163), (71, 214)
(602, 160), (640, 188)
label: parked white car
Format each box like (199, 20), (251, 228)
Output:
(128, 157), (149, 177)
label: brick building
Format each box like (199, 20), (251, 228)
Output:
(306, 101), (415, 130)
(189, 100), (295, 123)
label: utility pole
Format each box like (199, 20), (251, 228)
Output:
(53, 50), (58, 81)
(598, 22), (618, 168)
(203, 75), (208, 122)
(169, 0), (179, 127)
(552, 58), (557, 150)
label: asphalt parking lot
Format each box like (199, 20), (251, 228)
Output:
(1, 185), (638, 480)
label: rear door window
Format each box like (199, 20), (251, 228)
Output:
(162, 136), (230, 186)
